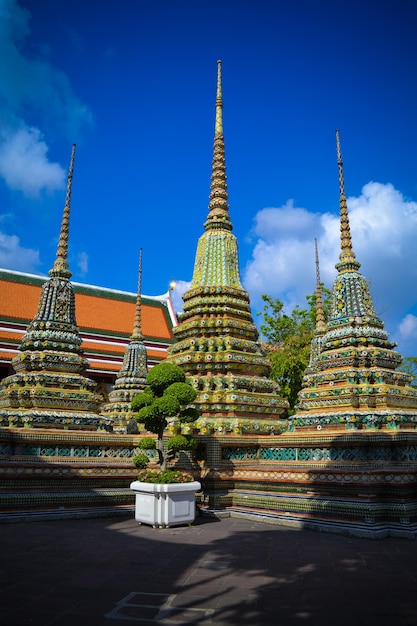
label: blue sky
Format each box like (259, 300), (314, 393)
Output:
(1, 0), (417, 355)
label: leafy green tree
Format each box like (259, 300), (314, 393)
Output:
(267, 333), (312, 411)
(258, 288), (332, 413)
(398, 357), (417, 387)
(131, 362), (199, 469)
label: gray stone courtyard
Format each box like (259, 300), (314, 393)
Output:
(0, 514), (417, 625)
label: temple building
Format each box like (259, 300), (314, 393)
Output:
(100, 249), (149, 432)
(0, 146), (173, 430)
(294, 130), (417, 430)
(0, 146), (105, 429)
(168, 61), (288, 434)
(0, 269), (176, 387)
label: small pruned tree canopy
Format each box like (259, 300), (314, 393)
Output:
(137, 437), (156, 450)
(146, 362), (185, 396)
(167, 434), (198, 452)
(164, 382), (197, 404)
(131, 361), (200, 469)
(180, 406), (200, 423)
(131, 391), (154, 412)
(152, 395), (181, 418)
(132, 453), (149, 469)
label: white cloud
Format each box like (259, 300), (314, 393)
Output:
(0, 0), (92, 136)
(77, 251), (88, 275)
(170, 279), (191, 314)
(0, 126), (65, 196)
(0, 0), (92, 195)
(251, 201), (320, 241)
(244, 182), (417, 355)
(0, 230), (40, 271)
(399, 315), (417, 341)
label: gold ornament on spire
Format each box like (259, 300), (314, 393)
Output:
(336, 130), (359, 269)
(50, 144), (76, 279)
(215, 59), (223, 137)
(314, 239), (327, 334)
(131, 248), (143, 341)
(205, 59), (232, 232)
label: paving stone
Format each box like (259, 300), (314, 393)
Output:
(1, 515), (417, 626)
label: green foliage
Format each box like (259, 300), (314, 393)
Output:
(305, 287), (332, 324)
(399, 357), (417, 387)
(146, 362), (185, 396)
(167, 434), (198, 452)
(132, 453), (149, 469)
(131, 361), (200, 470)
(258, 288), (331, 413)
(180, 406), (200, 423)
(136, 468), (194, 484)
(164, 382), (197, 404)
(136, 405), (154, 423)
(268, 333), (311, 412)
(137, 437), (156, 450)
(258, 290), (331, 346)
(153, 394), (181, 417)
(131, 392), (153, 412)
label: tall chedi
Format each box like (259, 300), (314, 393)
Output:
(0, 145), (107, 430)
(294, 130), (417, 430)
(305, 238), (327, 373)
(168, 61), (288, 435)
(100, 249), (148, 432)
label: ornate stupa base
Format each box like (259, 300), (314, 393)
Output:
(193, 415), (288, 436)
(166, 414), (288, 436)
(289, 409), (417, 432)
(0, 409), (113, 431)
(100, 405), (143, 434)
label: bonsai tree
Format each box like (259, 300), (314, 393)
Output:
(131, 362), (199, 470)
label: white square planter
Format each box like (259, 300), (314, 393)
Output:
(130, 480), (201, 528)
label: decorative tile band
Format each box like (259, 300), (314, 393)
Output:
(221, 445), (417, 463)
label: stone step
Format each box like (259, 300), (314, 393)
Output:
(226, 488), (417, 538)
(0, 487), (135, 523)
(0, 504), (134, 523)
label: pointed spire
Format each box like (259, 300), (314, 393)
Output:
(131, 248), (143, 341)
(205, 60), (232, 232)
(215, 59), (223, 136)
(50, 144), (76, 279)
(336, 130), (360, 270)
(314, 239), (327, 334)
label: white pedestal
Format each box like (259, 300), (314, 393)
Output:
(130, 480), (201, 528)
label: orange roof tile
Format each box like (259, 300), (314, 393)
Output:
(75, 293), (171, 339)
(0, 271), (175, 378)
(1, 280), (41, 321)
(0, 275), (174, 341)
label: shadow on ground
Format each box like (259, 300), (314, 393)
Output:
(0, 514), (417, 626)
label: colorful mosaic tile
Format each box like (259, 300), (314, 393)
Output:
(293, 131), (417, 431)
(0, 146), (105, 430)
(168, 61), (288, 434)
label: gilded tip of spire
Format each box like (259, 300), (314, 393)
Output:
(131, 248), (143, 340)
(215, 59), (223, 136)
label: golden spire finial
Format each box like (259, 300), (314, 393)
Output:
(314, 239), (326, 334)
(336, 130), (359, 269)
(131, 248), (143, 341)
(50, 144), (75, 278)
(215, 59), (223, 136)
(205, 60), (232, 232)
